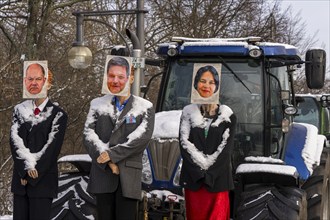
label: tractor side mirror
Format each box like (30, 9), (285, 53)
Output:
(305, 49), (326, 89)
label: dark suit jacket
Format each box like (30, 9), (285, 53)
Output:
(179, 104), (236, 192)
(83, 94), (155, 200)
(10, 100), (67, 198)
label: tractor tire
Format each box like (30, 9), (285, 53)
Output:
(50, 173), (97, 220)
(236, 184), (307, 220)
(302, 148), (330, 220)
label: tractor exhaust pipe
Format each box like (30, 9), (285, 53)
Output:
(126, 29), (142, 96)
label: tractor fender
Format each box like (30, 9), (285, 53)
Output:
(284, 122), (323, 180)
(236, 158), (299, 186)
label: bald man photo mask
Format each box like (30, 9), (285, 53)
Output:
(23, 61), (48, 99)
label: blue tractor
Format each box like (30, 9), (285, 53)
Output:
(140, 36), (328, 220)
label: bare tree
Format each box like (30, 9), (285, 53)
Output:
(0, 0), (93, 215)
(0, 0), (324, 215)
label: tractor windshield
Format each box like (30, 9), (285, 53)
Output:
(295, 96), (320, 128)
(160, 58), (265, 158)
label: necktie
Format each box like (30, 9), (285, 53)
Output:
(34, 108), (41, 115)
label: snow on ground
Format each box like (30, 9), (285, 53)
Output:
(0, 216), (12, 220)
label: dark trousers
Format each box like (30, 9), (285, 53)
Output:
(13, 194), (52, 220)
(95, 183), (138, 220)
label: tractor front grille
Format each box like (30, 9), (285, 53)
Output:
(148, 139), (181, 181)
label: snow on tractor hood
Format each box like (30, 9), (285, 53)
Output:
(152, 110), (182, 139)
(58, 154), (92, 163)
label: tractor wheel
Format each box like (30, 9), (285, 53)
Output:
(50, 173), (97, 220)
(302, 148), (330, 220)
(235, 184), (306, 220)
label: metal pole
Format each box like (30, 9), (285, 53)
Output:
(132, 49), (142, 96)
(74, 14), (84, 46)
(126, 29), (141, 97)
(136, 0), (145, 90)
(70, 7), (148, 89)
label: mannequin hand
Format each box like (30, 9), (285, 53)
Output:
(20, 179), (27, 186)
(108, 162), (120, 175)
(97, 151), (111, 164)
(27, 169), (38, 179)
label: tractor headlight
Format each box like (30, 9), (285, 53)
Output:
(320, 95), (330, 107)
(173, 159), (182, 186)
(284, 105), (297, 115)
(248, 45), (262, 58)
(167, 45), (178, 56)
(320, 95), (330, 101)
(142, 150), (152, 184)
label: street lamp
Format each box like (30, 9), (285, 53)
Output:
(68, 13), (92, 69)
(68, 9), (147, 69)
(68, 46), (93, 69)
(67, 2), (147, 96)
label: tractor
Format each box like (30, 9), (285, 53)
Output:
(51, 36), (328, 220)
(140, 36), (329, 220)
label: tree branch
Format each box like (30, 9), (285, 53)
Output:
(0, 23), (18, 52)
(52, 0), (90, 10)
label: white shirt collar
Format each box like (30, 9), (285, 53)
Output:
(33, 97), (49, 112)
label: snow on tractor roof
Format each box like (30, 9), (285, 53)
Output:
(258, 42), (297, 49)
(157, 36), (299, 57)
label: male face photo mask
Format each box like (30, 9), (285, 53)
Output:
(101, 55), (132, 96)
(23, 61), (48, 99)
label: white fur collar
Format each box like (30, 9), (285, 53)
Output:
(88, 95), (152, 118)
(14, 100), (53, 126)
(180, 104), (233, 170)
(84, 94), (153, 153)
(11, 111), (63, 170)
(183, 104), (233, 128)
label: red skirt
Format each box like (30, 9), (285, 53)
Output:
(184, 187), (230, 220)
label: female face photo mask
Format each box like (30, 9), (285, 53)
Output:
(191, 63), (221, 104)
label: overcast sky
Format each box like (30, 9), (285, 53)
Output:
(281, 0), (330, 69)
